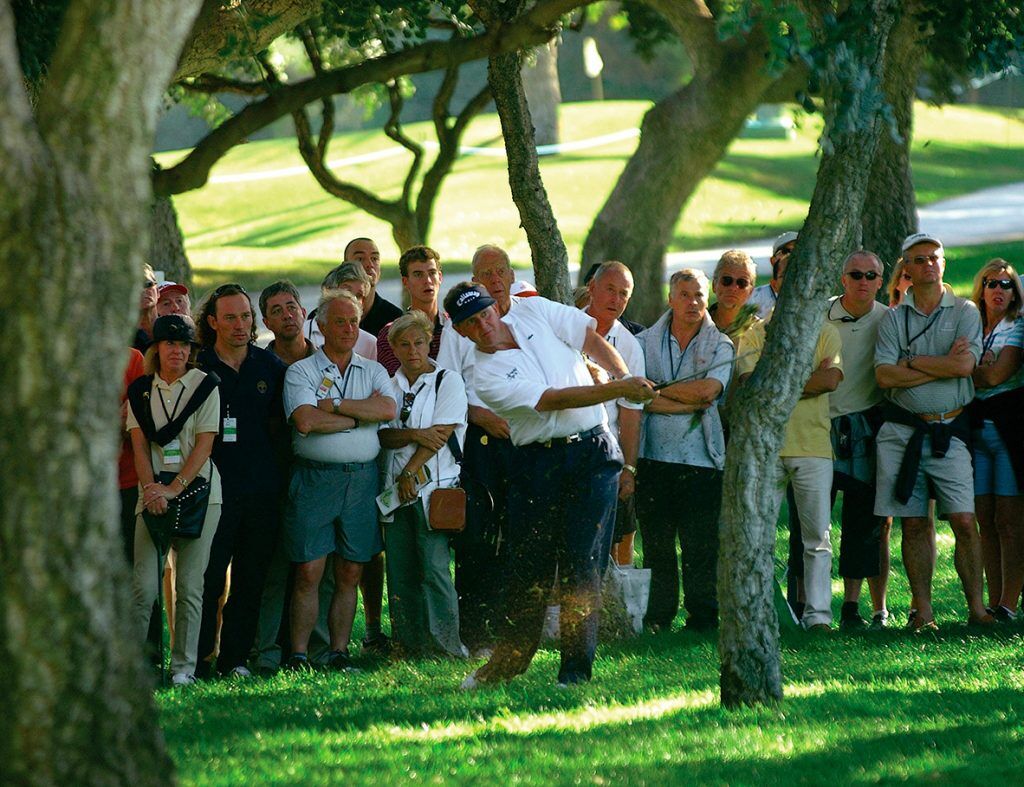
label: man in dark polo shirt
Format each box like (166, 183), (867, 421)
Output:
(346, 237), (402, 336)
(194, 283), (288, 678)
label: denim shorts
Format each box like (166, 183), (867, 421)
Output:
(283, 459), (382, 563)
(973, 421), (1021, 497)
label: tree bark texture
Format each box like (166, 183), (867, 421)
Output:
(487, 46), (573, 303)
(718, 0), (899, 708)
(859, 2), (925, 278)
(155, 0), (592, 197)
(0, 1), (203, 782)
(174, 0), (322, 82)
(150, 193), (193, 288)
(580, 16), (803, 324)
(521, 38), (561, 147)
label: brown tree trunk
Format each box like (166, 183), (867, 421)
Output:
(150, 193), (193, 288)
(718, 0), (899, 708)
(0, 0), (203, 781)
(580, 27), (800, 324)
(487, 46), (573, 303)
(860, 3), (924, 278)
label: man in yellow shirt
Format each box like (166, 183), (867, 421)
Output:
(738, 307), (843, 630)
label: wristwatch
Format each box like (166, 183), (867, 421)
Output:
(622, 464), (637, 475)
(332, 397), (340, 414)
(399, 469), (415, 480)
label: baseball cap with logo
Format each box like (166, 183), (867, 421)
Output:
(901, 232), (943, 255)
(157, 281), (189, 298)
(447, 284), (496, 325)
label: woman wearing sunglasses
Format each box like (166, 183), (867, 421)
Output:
(969, 258), (1024, 622)
(378, 311), (469, 657)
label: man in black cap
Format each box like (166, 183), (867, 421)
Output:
(445, 283), (656, 688)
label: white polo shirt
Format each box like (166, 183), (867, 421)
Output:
(436, 296), (521, 408)
(283, 349), (393, 463)
(473, 296), (608, 446)
(383, 365), (468, 514)
(597, 318), (646, 436)
(304, 313), (377, 361)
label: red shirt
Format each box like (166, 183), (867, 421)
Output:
(118, 349), (146, 489)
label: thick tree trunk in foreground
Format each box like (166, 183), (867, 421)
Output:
(0, 1), (203, 781)
(150, 194), (193, 288)
(718, 0), (899, 708)
(580, 14), (801, 324)
(521, 38), (561, 147)
(487, 46), (573, 303)
(860, 3), (924, 276)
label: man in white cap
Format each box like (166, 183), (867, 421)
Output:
(747, 231), (798, 320)
(874, 232), (991, 631)
(156, 282), (191, 318)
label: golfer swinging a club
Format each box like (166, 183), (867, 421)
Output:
(444, 282), (656, 689)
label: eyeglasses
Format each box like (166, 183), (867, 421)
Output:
(143, 280), (157, 289)
(845, 271), (880, 281)
(400, 391), (417, 423)
(775, 247), (794, 258)
(983, 279), (1014, 291)
(900, 273), (913, 282)
(910, 254), (941, 265)
(718, 275), (751, 289)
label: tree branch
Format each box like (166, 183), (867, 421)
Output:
(384, 80), (425, 208)
(154, 0), (593, 196)
(182, 73), (270, 96)
(175, 0), (321, 81)
(416, 79), (491, 240)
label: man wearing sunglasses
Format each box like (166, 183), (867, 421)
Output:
(826, 251), (891, 629)
(748, 231), (798, 320)
(874, 232), (990, 630)
(194, 283), (288, 678)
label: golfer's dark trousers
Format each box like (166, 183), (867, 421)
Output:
(197, 484), (280, 675)
(786, 472), (881, 582)
(454, 423), (514, 650)
(485, 429), (621, 683)
(636, 460), (722, 630)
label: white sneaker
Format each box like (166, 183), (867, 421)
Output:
(171, 672), (197, 687)
(229, 665), (253, 678)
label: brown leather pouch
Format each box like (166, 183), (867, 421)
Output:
(428, 487), (466, 532)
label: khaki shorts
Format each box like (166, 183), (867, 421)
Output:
(874, 422), (974, 518)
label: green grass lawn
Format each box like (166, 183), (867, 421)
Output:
(160, 101), (1024, 293)
(159, 511), (1024, 785)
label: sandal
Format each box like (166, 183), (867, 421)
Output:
(906, 609), (938, 633)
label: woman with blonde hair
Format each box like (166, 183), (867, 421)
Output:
(969, 258), (1024, 622)
(886, 257), (913, 307)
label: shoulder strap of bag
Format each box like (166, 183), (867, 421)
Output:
(129, 372), (221, 447)
(434, 369), (463, 465)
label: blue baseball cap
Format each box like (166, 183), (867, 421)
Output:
(448, 284), (496, 325)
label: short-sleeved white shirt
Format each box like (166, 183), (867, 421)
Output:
(474, 297), (608, 446)
(435, 296), (521, 408)
(382, 365), (468, 514)
(126, 368), (223, 509)
(827, 296), (887, 417)
(283, 349), (393, 463)
(304, 314), (377, 361)
(596, 318), (646, 436)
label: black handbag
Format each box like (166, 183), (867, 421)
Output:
(142, 471), (211, 553)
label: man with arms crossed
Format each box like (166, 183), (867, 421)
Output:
(447, 283), (656, 688)
(282, 291), (396, 670)
(874, 232), (991, 630)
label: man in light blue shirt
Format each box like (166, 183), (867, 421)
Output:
(281, 290), (395, 671)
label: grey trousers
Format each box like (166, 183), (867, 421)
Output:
(384, 500), (467, 658)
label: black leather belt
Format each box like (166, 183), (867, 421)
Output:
(526, 425), (607, 449)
